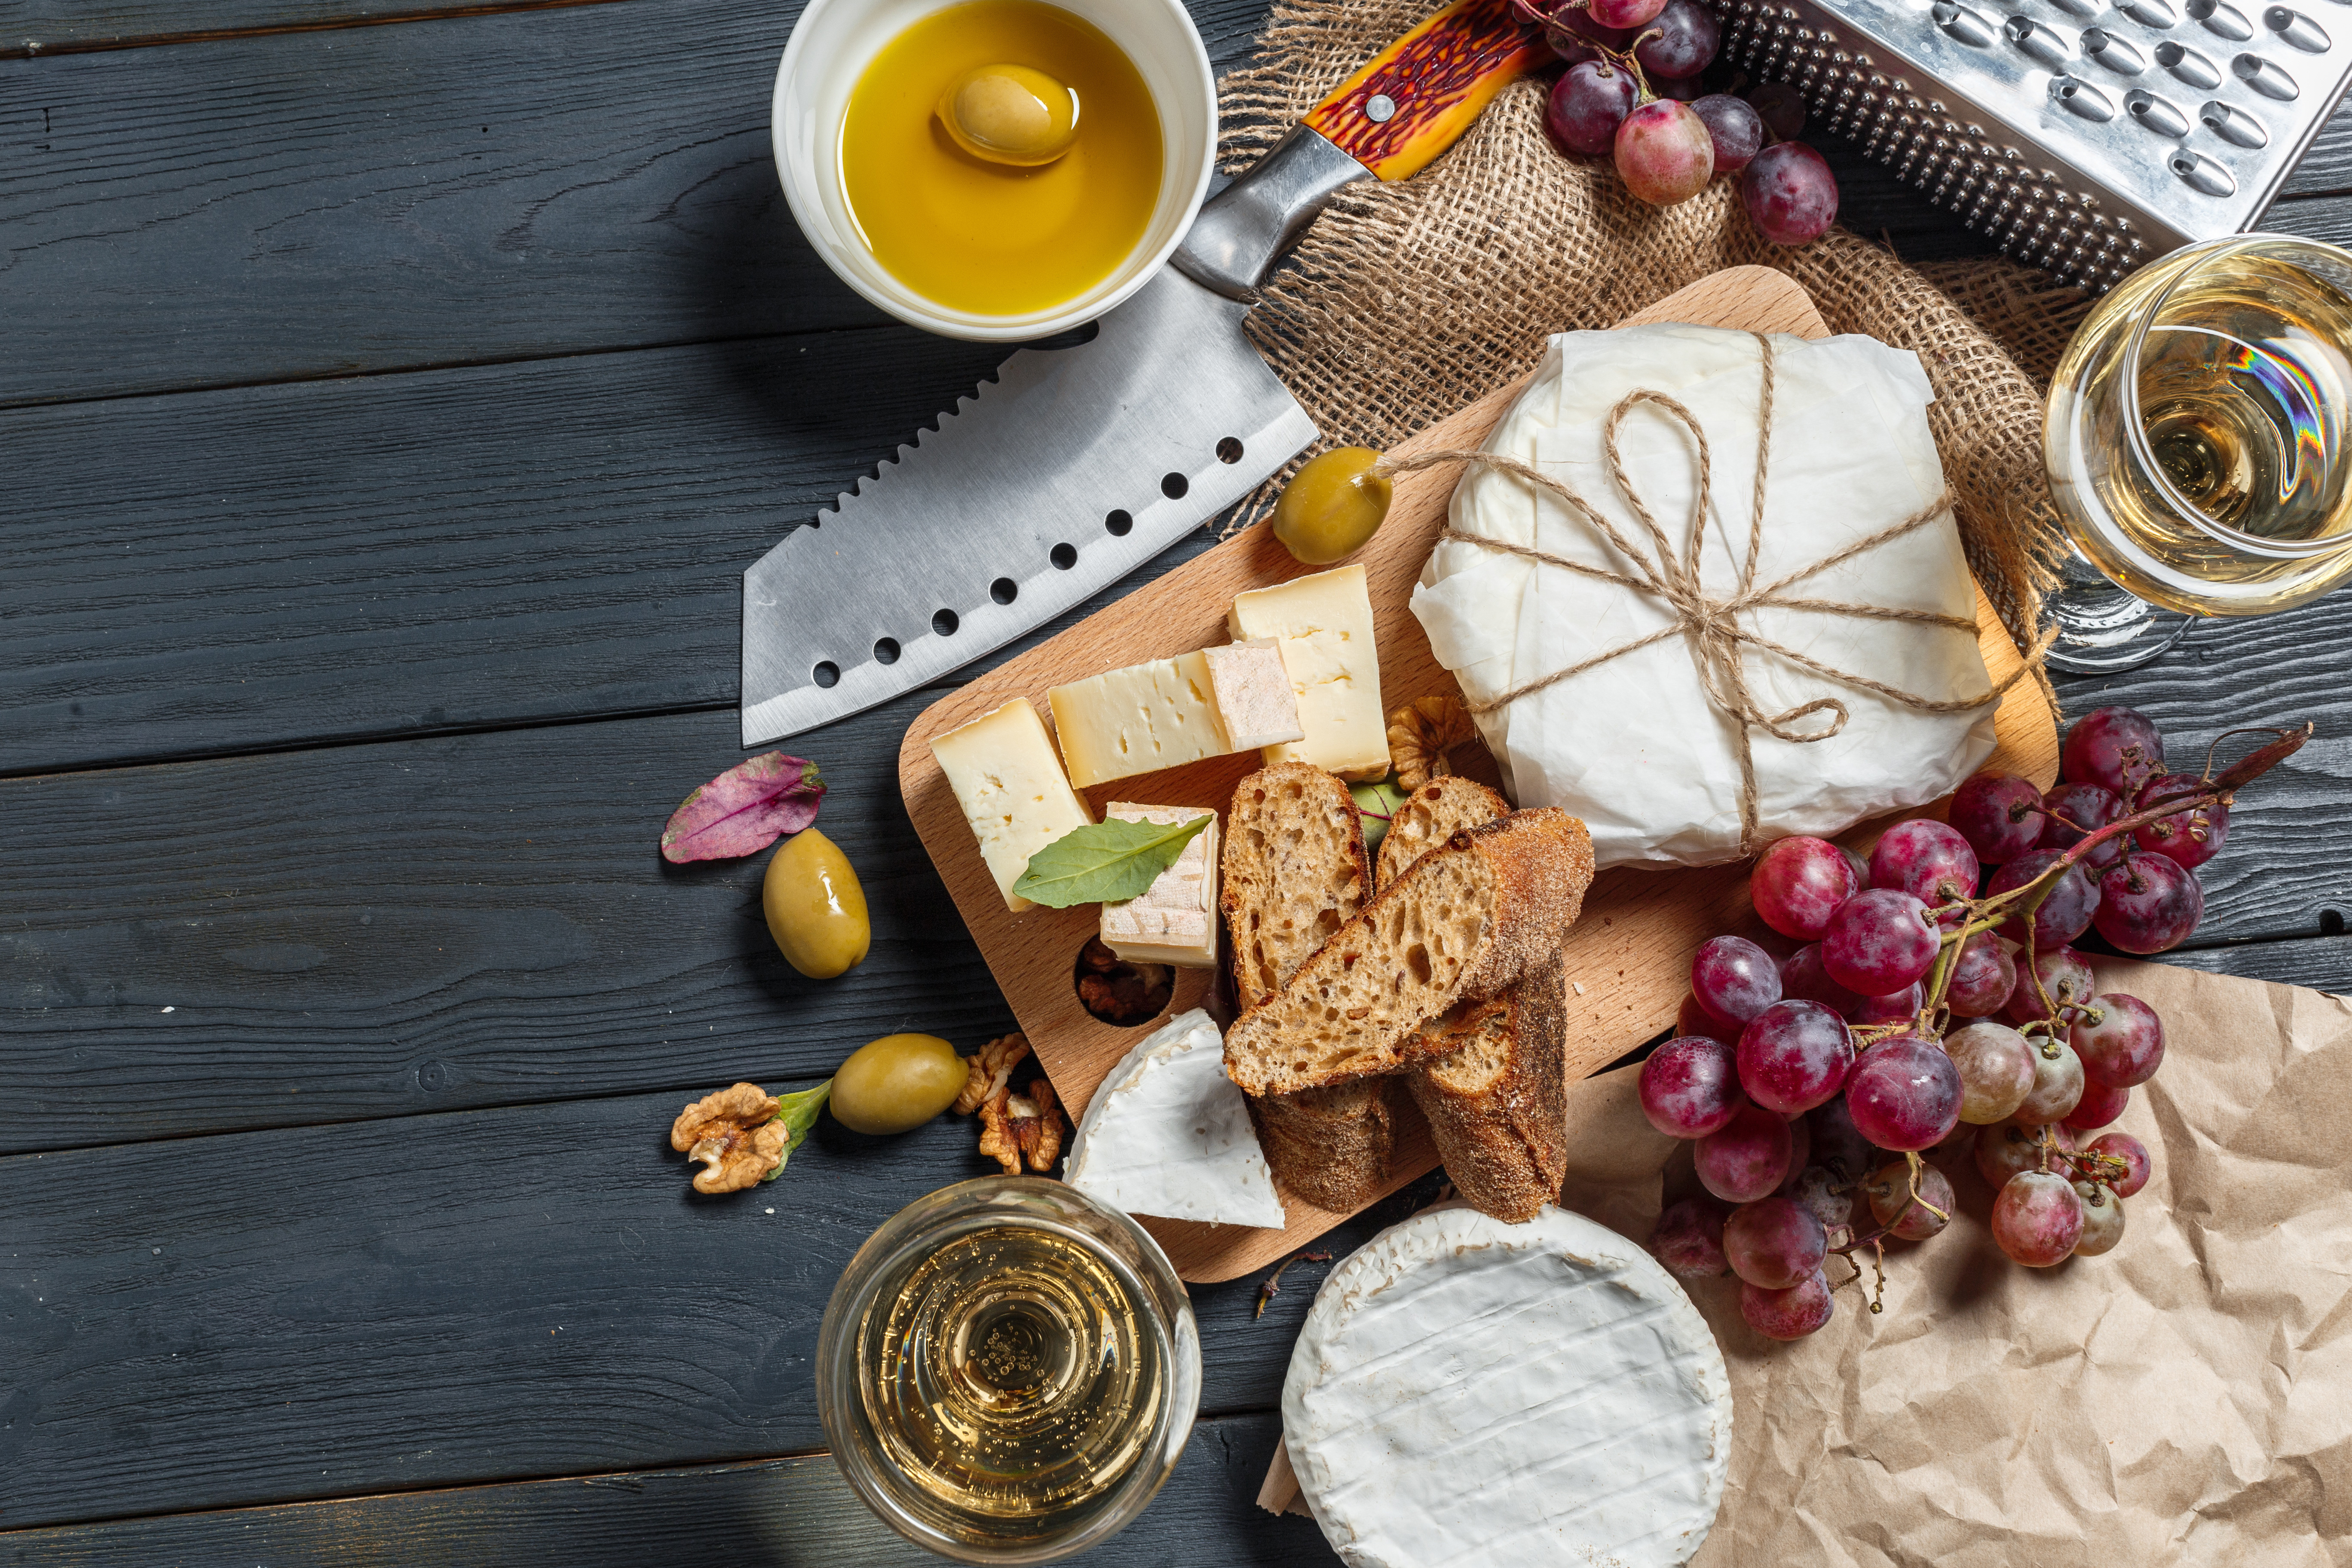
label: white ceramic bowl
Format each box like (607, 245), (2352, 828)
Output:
(773, 0), (1216, 343)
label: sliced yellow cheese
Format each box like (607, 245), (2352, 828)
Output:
(930, 698), (1093, 914)
(1099, 803), (1219, 968)
(1227, 564), (1388, 779)
(1047, 651), (1234, 789)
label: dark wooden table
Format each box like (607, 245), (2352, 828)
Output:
(5, 1), (2351, 1560)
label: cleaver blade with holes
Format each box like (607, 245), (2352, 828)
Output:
(738, 0), (1548, 747)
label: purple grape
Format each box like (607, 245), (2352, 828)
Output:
(1740, 141), (1838, 245)
(1986, 849), (2100, 949)
(1695, 1099), (1795, 1202)
(1540, 4), (1635, 63)
(1807, 1095), (1879, 1182)
(2004, 944), (2097, 1026)
(2093, 854), (2203, 953)
(1821, 888), (1940, 996)
(2038, 782), (2125, 871)
(2013, 1036), (2086, 1125)
(1783, 1110), (1812, 1177)
(1614, 99), (1715, 205)
(2070, 992), (2164, 1087)
(1652, 72), (1706, 101)
(2071, 1179), (2126, 1256)
(2065, 1080), (2129, 1131)
(1736, 999), (1853, 1114)
(1992, 1169), (2083, 1266)
(1869, 818), (1981, 916)
(1545, 58), (1640, 156)
(1648, 1196), (1732, 1278)
(1862, 1158), (1954, 1240)
(1740, 1268), (1834, 1338)
(1950, 772), (2047, 865)
(1751, 835), (1858, 941)
(1852, 984), (1922, 1029)
(1638, 1035), (1744, 1138)
(1687, 93), (1764, 175)
(1780, 943), (1865, 1020)
(1634, 0), (1720, 77)
(1691, 934), (1782, 1031)
(1589, 0), (1669, 26)
(1723, 1195), (1828, 1289)
(2134, 772), (2229, 869)
(2088, 1131), (2151, 1197)
(1975, 1118), (2047, 1187)
(1743, 80), (1807, 140)
(1783, 1164), (1853, 1235)
(2062, 705), (2166, 800)
(1946, 931), (2018, 1018)
(1843, 1037), (1963, 1151)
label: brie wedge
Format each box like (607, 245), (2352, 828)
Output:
(1064, 1009), (1287, 1229)
(1284, 1204), (1731, 1568)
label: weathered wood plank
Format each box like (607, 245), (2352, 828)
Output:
(0, 1089), (1421, 1530)
(0, 1412), (1335, 1565)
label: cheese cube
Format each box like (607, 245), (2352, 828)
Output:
(1047, 651), (1234, 789)
(1203, 640), (1305, 750)
(1099, 804), (1219, 968)
(930, 698), (1093, 914)
(1227, 564), (1388, 779)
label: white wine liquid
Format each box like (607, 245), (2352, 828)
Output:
(857, 1221), (1164, 1544)
(2048, 242), (2352, 616)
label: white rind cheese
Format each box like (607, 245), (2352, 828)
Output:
(1284, 1204), (1732, 1568)
(1064, 1009), (1286, 1229)
(1099, 804), (1219, 968)
(929, 698), (1093, 914)
(1204, 639), (1305, 749)
(1228, 565), (1388, 780)
(1048, 651), (1234, 788)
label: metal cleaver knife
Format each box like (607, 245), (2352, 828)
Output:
(740, 0), (1547, 747)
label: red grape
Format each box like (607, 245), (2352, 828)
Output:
(2070, 992), (2164, 1087)
(1634, 0), (1720, 76)
(2093, 854), (2204, 953)
(2061, 705), (2165, 799)
(1740, 141), (1838, 245)
(1949, 772), (2046, 864)
(1589, 0), (1669, 25)
(1696, 1099), (1795, 1202)
(1539, 4), (1636, 62)
(1688, 92), (1764, 175)
(1927, 1118), (1978, 1165)
(1639, 1035), (1744, 1138)
(1862, 1158), (1954, 1240)
(1944, 1020), (2037, 1124)
(1648, 1196), (1732, 1278)
(1752, 836), (1859, 940)
(1723, 1194), (1828, 1288)
(2071, 1180), (2126, 1256)
(2087, 1131), (2151, 1197)
(1946, 931), (2018, 1017)
(2038, 782), (2125, 871)
(1783, 1164), (1853, 1236)
(1844, 1037), (1963, 1151)
(1545, 58), (1640, 156)
(1974, 1117), (2048, 1186)
(1743, 80), (1807, 140)
(1807, 1095), (1879, 1182)
(1614, 100), (1714, 205)
(2134, 772), (2229, 869)
(1783, 1110), (1812, 1177)
(2064, 1080), (2129, 1131)
(1676, 991), (1735, 1045)
(2013, 1037), (2086, 1125)
(1780, 943), (1865, 1019)
(1991, 1169), (2083, 1266)
(1821, 888), (1939, 995)
(2003, 944), (2097, 1026)
(1986, 849), (2100, 949)
(1736, 999), (1854, 1114)
(1869, 818), (1981, 916)
(1740, 1268), (1834, 1339)
(1852, 984), (1922, 1029)
(1691, 934), (1782, 1030)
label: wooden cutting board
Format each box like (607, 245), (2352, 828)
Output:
(898, 266), (2060, 1283)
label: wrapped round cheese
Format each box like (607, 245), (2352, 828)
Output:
(1412, 325), (1998, 868)
(1283, 1203), (1731, 1568)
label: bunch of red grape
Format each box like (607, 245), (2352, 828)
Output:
(1522, 0), (1839, 243)
(1639, 704), (2268, 1341)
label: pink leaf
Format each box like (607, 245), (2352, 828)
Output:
(660, 753), (825, 863)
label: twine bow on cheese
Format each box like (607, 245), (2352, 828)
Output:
(1377, 331), (2046, 854)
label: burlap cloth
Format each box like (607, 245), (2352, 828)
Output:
(1217, 0), (2102, 658)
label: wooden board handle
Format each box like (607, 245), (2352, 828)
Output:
(1301, 0), (1550, 181)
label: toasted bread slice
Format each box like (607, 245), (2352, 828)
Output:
(1222, 762), (1370, 1011)
(1247, 1078), (1415, 1214)
(1376, 775), (1509, 891)
(1224, 809), (1594, 1098)
(1409, 957), (1568, 1223)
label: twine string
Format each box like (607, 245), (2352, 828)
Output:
(1375, 331), (2046, 853)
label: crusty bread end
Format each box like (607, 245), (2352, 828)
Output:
(1409, 956), (1568, 1223)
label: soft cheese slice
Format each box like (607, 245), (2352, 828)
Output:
(1204, 639), (1305, 750)
(1048, 651), (1235, 789)
(1284, 1204), (1732, 1568)
(1227, 565), (1388, 780)
(1100, 803), (1219, 968)
(930, 698), (1092, 914)
(1065, 1009), (1287, 1229)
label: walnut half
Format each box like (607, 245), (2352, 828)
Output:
(954, 1032), (1031, 1115)
(1387, 692), (1480, 792)
(670, 1082), (790, 1194)
(978, 1079), (1065, 1176)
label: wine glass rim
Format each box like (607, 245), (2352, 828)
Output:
(2119, 232), (2352, 561)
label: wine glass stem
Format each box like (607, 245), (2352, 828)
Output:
(2039, 547), (2196, 675)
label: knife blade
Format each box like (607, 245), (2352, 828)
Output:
(740, 0), (1547, 747)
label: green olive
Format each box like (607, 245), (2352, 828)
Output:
(830, 1033), (967, 1135)
(1271, 446), (1392, 565)
(763, 829), (871, 980)
(937, 64), (1079, 167)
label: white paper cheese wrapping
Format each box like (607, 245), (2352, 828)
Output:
(1411, 325), (1998, 868)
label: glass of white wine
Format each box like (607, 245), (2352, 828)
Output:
(818, 1176), (1201, 1563)
(2042, 233), (2352, 672)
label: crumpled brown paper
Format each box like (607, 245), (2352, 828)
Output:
(1261, 958), (2352, 1564)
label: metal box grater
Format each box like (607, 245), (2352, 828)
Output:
(1708, 0), (2352, 286)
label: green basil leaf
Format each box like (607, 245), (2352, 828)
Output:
(1012, 814), (1214, 909)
